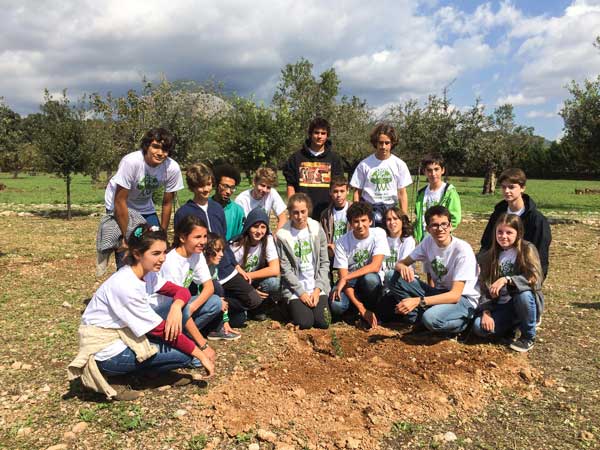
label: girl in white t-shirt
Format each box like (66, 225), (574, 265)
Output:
(383, 207), (416, 285)
(72, 224), (215, 400)
(230, 207), (281, 300)
(473, 213), (544, 353)
(157, 215), (226, 347)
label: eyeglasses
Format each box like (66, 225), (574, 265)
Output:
(219, 183), (237, 193)
(428, 222), (450, 231)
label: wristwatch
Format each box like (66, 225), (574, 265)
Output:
(419, 296), (427, 308)
(199, 343), (209, 351)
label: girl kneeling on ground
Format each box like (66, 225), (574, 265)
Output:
(68, 225), (215, 401)
(473, 213), (544, 352)
(276, 193), (331, 329)
(383, 207), (416, 288)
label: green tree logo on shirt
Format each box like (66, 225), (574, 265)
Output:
(245, 254), (259, 272)
(183, 269), (194, 288)
(333, 220), (347, 241)
(369, 169), (393, 192)
(384, 254), (397, 271)
(353, 249), (370, 268)
(431, 256), (448, 281)
(137, 174), (160, 196)
(499, 261), (515, 277)
(294, 240), (312, 263)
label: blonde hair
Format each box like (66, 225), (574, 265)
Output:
(253, 167), (278, 186)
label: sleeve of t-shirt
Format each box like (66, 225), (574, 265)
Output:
(333, 236), (348, 269)
(112, 154), (139, 190)
(372, 229), (390, 257)
(349, 162), (365, 190)
(234, 191), (249, 213)
(450, 244), (478, 282)
(394, 159), (412, 189)
(265, 235), (278, 262)
(107, 286), (163, 337)
(271, 190), (287, 215)
(398, 237), (416, 261)
(193, 254), (212, 284)
(409, 237), (428, 262)
(164, 160), (185, 193)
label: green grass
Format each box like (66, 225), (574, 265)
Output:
(2, 171), (600, 217)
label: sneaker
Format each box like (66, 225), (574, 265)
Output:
(248, 312), (267, 322)
(110, 383), (140, 401)
(510, 338), (535, 353)
(208, 329), (242, 341)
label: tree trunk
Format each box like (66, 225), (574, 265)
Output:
(482, 169), (497, 194)
(66, 173), (72, 220)
(12, 170), (19, 179)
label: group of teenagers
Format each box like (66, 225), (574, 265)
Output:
(69, 119), (552, 400)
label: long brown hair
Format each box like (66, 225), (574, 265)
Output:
(479, 213), (540, 288)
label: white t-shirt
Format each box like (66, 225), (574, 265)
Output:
(231, 235), (278, 272)
(497, 247), (517, 304)
(235, 188), (287, 217)
(104, 150), (184, 214)
(334, 227), (390, 280)
(420, 183), (447, 232)
(81, 266), (166, 360)
(289, 227), (315, 297)
(350, 154), (412, 205)
(507, 206), (525, 216)
(153, 249), (212, 308)
(409, 235), (480, 306)
(384, 236), (416, 272)
(332, 203), (349, 242)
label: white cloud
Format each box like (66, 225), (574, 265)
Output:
(496, 93), (546, 106)
(526, 110), (558, 119)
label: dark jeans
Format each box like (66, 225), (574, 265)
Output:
(96, 339), (192, 376)
(329, 272), (382, 317)
(115, 212), (159, 269)
(288, 294), (330, 329)
(473, 291), (537, 340)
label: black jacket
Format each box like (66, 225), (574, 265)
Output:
(480, 194), (551, 277)
(282, 139), (344, 220)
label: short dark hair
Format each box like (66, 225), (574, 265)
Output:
(124, 224), (167, 265)
(308, 117), (331, 136)
(370, 123), (398, 149)
(330, 175), (348, 190)
(173, 215), (208, 248)
(213, 164), (241, 186)
(287, 192), (313, 216)
(499, 168), (527, 187)
(140, 128), (175, 155)
(424, 205), (452, 226)
(347, 201), (373, 222)
(421, 154), (445, 170)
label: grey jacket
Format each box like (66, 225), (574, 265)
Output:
(276, 218), (331, 302)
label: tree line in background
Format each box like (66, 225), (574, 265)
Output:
(1, 45), (599, 214)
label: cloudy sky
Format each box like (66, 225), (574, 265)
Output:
(2, 0), (600, 140)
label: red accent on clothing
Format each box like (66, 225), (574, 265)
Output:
(157, 281), (191, 304)
(148, 321), (196, 355)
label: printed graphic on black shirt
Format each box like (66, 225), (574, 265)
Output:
(298, 161), (331, 188)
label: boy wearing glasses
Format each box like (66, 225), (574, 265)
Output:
(378, 205), (480, 335)
(212, 164), (245, 241)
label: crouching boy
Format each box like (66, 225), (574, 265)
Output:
(330, 202), (390, 328)
(378, 205), (479, 334)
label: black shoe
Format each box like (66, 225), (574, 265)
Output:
(510, 338), (535, 353)
(249, 312), (267, 321)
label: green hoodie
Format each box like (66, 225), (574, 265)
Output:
(413, 183), (462, 243)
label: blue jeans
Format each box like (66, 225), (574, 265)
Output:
(254, 276), (280, 297)
(154, 294), (222, 334)
(473, 291), (537, 340)
(97, 339), (192, 376)
(329, 272), (381, 317)
(115, 212), (159, 269)
(381, 272), (475, 333)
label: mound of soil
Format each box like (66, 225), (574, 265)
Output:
(193, 326), (535, 449)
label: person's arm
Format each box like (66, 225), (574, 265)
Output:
(338, 268), (377, 327)
(160, 191), (175, 232)
(155, 281), (192, 340)
(353, 188), (361, 202)
(397, 187), (408, 216)
(395, 280), (465, 315)
(248, 258), (280, 282)
(275, 211), (288, 232)
(187, 279), (215, 315)
(114, 185), (130, 247)
(394, 256), (416, 282)
(341, 254), (384, 284)
(286, 185), (296, 199)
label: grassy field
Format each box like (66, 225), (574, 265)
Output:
(2, 172), (600, 218)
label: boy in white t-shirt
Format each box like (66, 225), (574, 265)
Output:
(350, 124), (412, 227)
(331, 202), (390, 328)
(103, 127), (184, 268)
(235, 167), (287, 232)
(379, 205), (480, 334)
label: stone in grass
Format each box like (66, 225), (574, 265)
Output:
(519, 368), (534, 383)
(433, 432), (457, 443)
(71, 422), (88, 433)
(62, 301), (73, 309)
(63, 431), (76, 441)
(248, 444), (260, 450)
(17, 427), (32, 437)
(579, 431), (594, 442)
(257, 429), (277, 443)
